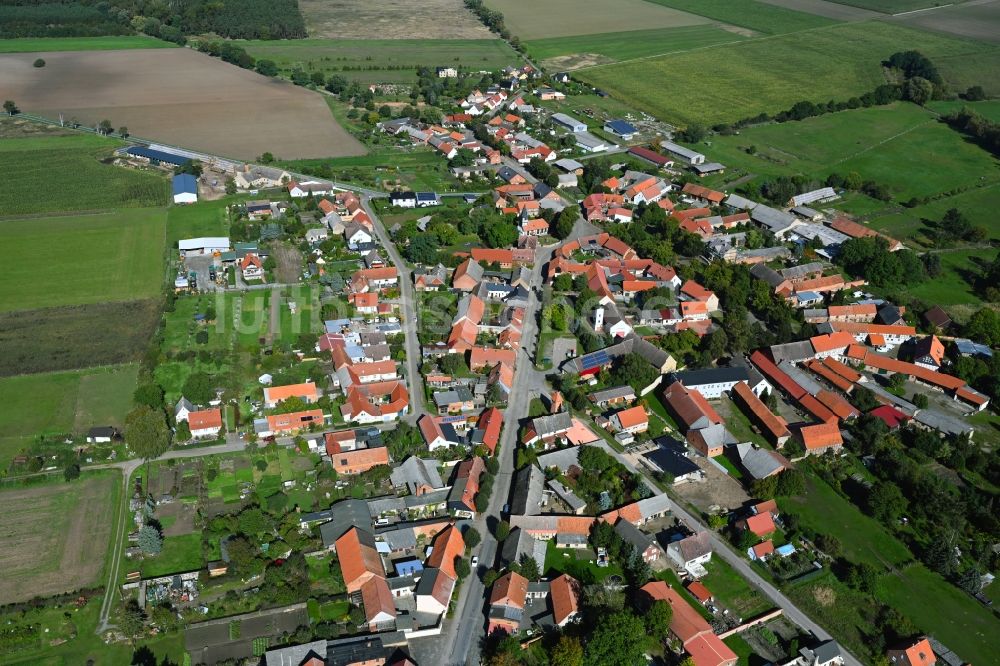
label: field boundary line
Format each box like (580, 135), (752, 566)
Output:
(828, 118), (936, 166)
(891, 3), (952, 16)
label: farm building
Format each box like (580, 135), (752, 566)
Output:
(574, 132), (609, 153)
(178, 237), (230, 256)
(551, 113), (587, 133)
(172, 174), (198, 204)
(660, 141), (705, 166)
(125, 146), (191, 167)
(604, 119), (638, 139)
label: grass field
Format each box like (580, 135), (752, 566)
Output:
(888, 0), (1000, 43)
(904, 249), (991, 307)
(240, 38), (521, 84)
(0, 36), (176, 53)
(141, 533), (204, 577)
(527, 25), (746, 69)
(645, 0), (837, 34)
(576, 21), (1000, 126)
(0, 365), (138, 444)
(880, 563), (1000, 665)
(0, 208), (167, 312)
(486, 0), (711, 40)
(0, 473), (119, 603)
(166, 196), (233, 245)
(869, 183), (1000, 243)
(700, 558), (774, 617)
(0, 133), (168, 216)
(830, 0), (942, 11)
(701, 103), (1000, 201)
(928, 99), (1000, 123)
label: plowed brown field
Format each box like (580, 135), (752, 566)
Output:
(0, 48), (367, 160)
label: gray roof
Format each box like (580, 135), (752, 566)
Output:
(459, 259), (484, 284)
(590, 385), (637, 403)
(791, 205), (821, 219)
(750, 263), (785, 288)
(554, 158), (583, 172)
(536, 445), (582, 474)
(751, 205), (799, 234)
(661, 141), (704, 161)
(735, 443), (788, 479)
(391, 457), (444, 494)
(547, 479), (586, 512)
(614, 519), (654, 552)
(403, 487), (450, 510)
(317, 499), (372, 547)
(264, 639), (328, 666)
(530, 411), (573, 438)
(769, 340), (815, 365)
(777, 360), (825, 395)
(175, 396), (195, 416)
(501, 527), (546, 571)
(724, 193), (759, 211)
(510, 465), (546, 516)
(913, 409), (974, 437)
(367, 496), (406, 517)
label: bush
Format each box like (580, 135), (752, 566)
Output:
(33, 58), (45, 68)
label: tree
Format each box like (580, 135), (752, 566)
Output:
(119, 599), (147, 646)
(119, 127), (129, 138)
(134, 383), (164, 410)
(912, 393), (929, 409)
(3, 100), (18, 116)
(99, 119), (114, 135)
(552, 208), (577, 239)
(406, 234), (438, 264)
(516, 553), (540, 581)
(964, 85), (987, 101)
(64, 462), (81, 481)
(259, 152), (276, 164)
(815, 534), (842, 557)
(481, 218), (518, 248)
(645, 599), (673, 636)
(138, 524), (163, 555)
(464, 526), (482, 550)
(125, 406), (171, 461)
(33, 58), (45, 68)
(903, 77), (934, 106)
(551, 635), (584, 666)
(256, 59), (278, 76)
(226, 535), (261, 575)
(174, 420), (191, 442)
(181, 372), (215, 404)
(965, 308), (1000, 347)
(868, 482), (907, 524)
(584, 611), (647, 666)
(455, 557), (471, 580)
(846, 562), (880, 594)
(238, 507), (269, 535)
(496, 520), (511, 541)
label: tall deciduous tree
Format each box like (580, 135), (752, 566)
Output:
(125, 406), (171, 462)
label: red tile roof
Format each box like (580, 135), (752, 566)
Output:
(550, 574), (580, 625)
(188, 408), (222, 431)
(745, 512), (776, 537)
(489, 571), (528, 609)
(426, 525), (465, 579)
(799, 422), (843, 450)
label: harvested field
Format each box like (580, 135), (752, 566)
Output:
(486, 0), (711, 40)
(0, 209), (166, 312)
(755, 0), (882, 20)
(0, 48), (366, 160)
(888, 0), (1000, 43)
(301, 0), (494, 39)
(0, 473), (118, 603)
(0, 300), (161, 376)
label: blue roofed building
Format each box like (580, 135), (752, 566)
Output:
(604, 119), (638, 139)
(172, 173), (198, 204)
(125, 146), (191, 167)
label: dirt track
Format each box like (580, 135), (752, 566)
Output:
(0, 48), (367, 160)
(0, 475), (116, 603)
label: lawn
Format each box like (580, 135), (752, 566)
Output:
(701, 558), (774, 617)
(0, 208), (167, 312)
(162, 293), (237, 354)
(166, 196), (233, 245)
(880, 563), (1000, 666)
(0, 365), (138, 444)
(903, 249), (991, 307)
(276, 285), (321, 343)
(543, 541), (623, 584)
(644, 0), (837, 34)
(239, 38), (521, 84)
(526, 25), (746, 67)
(0, 133), (169, 215)
(0, 36), (176, 53)
(698, 103), (1000, 201)
(868, 182), (1000, 244)
(575, 21), (1000, 127)
(779, 471), (912, 568)
(140, 533), (204, 577)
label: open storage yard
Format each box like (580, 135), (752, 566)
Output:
(0, 48), (366, 160)
(487, 0), (712, 40)
(0, 473), (119, 603)
(576, 21), (1000, 126)
(300, 0), (494, 38)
